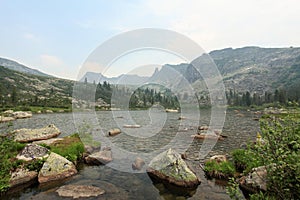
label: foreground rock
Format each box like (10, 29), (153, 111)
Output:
(38, 152), (77, 183)
(12, 111), (32, 119)
(85, 147), (112, 165)
(9, 168), (38, 188)
(239, 165), (267, 192)
(56, 185), (105, 198)
(14, 124), (61, 143)
(16, 144), (49, 161)
(147, 148), (200, 188)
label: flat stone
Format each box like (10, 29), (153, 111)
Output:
(33, 138), (64, 146)
(14, 124), (61, 143)
(0, 116), (15, 122)
(16, 144), (49, 161)
(12, 111), (32, 119)
(56, 185), (105, 198)
(9, 168), (38, 188)
(147, 148), (200, 188)
(38, 152), (77, 183)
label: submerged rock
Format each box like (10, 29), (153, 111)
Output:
(13, 124), (61, 143)
(16, 144), (49, 161)
(38, 152), (77, 183)
(85, 147), (112, 165)
(132, 157), (145, 170)
(239, 165), (267, 192)
(147, 148), (200, 188)
(56, 185), (105, 198)
(9, 168), (38, 188)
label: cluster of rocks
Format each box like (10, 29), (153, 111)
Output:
(0, 110), (32, 122)
(192, 125), (227, 141)
(8, 125), (80, 188)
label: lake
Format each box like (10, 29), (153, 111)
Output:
(0, 109), (260, 200)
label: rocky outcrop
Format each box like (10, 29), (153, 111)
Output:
(56, 185), (105, 198)
(9, 168), (38, 188)
(85, 147), (112, 165)
(38, 152), (77, 183)
(147, 148), (200, 188)
(239, 165), (267, 192)
(13, 124), (61, 143)
(16, 144), (49, 161)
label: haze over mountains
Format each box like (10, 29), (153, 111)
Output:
(80, 46), (300, 94)
(1, 46), (300, 97)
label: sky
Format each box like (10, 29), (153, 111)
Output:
(0, 0), (300, 80)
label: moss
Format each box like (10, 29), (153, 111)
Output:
(47, 134), (85, 163)
(204, 160), (235, 180)
(0, 136), (26, 193)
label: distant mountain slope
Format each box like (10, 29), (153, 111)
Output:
(80, 72), (149, 85)
(0, 66), (73, 107)
(152, 47), (300, 95)
(0, 57), (51, 77)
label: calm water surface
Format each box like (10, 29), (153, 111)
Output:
(0, 109), (260, 200)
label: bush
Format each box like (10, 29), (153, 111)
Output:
(204, 160), (235, 180)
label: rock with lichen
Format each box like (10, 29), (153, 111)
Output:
(147, 148), (200, 188)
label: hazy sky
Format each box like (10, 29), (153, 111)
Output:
(0, 0), (299, 79)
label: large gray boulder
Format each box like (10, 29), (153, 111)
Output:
(16, 144), (49, 161)
(9, 168), (38, 188)
(14, 124), (61, 143)
(56, 185), (105, 198)
(38, 152), (77, 183)
(239, 165), (267, 192)
(147, 148), (200, 188)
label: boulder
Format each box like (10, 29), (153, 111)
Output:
(38, 152), (77, 183)
(16, 144), (49, 161)
(132, 157), (145, 170)
(9, 168), (38, 188)
(147, 148), (200, 188)
(12, 111), (32, 119)
(0, 116), (15, 122)
(239, 165), (267, 192)
(13, 124), (61, 143)
(85, 147), (112, 165)
(56, 185), (105, 198)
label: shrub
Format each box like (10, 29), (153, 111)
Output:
(204, 160), (235, 180)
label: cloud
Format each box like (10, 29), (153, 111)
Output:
(23, 33), (40, 42)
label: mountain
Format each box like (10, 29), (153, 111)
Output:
(0, 65), (73, 108)
(151, 47), (300, 95)
(0, 57), (51, 77)
(80, 72), (149, 85)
